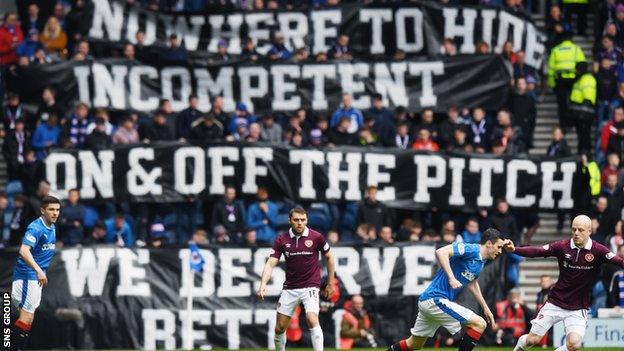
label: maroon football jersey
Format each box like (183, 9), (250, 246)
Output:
(269, 227), (330, 290)
(516, 238), (624, 310)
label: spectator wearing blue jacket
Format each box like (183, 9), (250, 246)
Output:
(31, 114), (61, 160)
(246, 187), (279, 245)
(228, 102), (257, 135)
(16, 29), (42, 60)
(461, 217), (482, 244)
(267, 32), (292, 61)
(58, 188), (85, 246)
(330, 93), (364, 134)
(104, 213), (134, 247)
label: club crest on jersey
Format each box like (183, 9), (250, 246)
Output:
(305, 240), (313, 248)
(461, 270), (476, 281)
(585, 253), (594, 262)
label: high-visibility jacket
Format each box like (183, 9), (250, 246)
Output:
(548, 40), (586, 87)
(586, 161), (601, 196)
(562, 0), (588, 4)
(570, 73), (597, 105)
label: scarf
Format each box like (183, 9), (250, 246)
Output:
(471, 119), (486, 144)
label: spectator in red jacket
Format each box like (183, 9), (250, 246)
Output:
(0, 13), (25, 65)
(600, 106), (624, 156)
(412, 128), (439, 151)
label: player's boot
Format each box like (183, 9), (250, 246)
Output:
(11, 320), (31, 351)
(387, 339), (409, 351)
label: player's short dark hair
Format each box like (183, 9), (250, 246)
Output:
(289, 207), (307, 219)
(114, 212), (125, 219)
(480, 228), (501, 244)
(41, 196), (61, 208)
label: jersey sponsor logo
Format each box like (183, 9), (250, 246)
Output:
(305, 240), (313, 248)
(41, 243), (55, 251)
(606, 252), (615, 260)
(461, 270), (476, 281)
(457, 243), (465, 255)
(25, 234), (36, 243)
(562, 261), (593, 270)
(585, 253), (594, 262)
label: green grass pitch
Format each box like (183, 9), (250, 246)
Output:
(91, 348), (623, 351)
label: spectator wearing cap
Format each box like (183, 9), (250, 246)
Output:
(160, 33), (188, 64)
(309, 128), (326, 147)
(330, 93), (364, 134)
(328, 34), (352, 60)
(356, 186), (392, 232)
(148, 223), (168, 248)
(104, 213), (134, 247)
(31, 113), (60, 159)
(177, 94), (203, 141)
(213, 39), (230, 62)
(85, 117), (112, 150)
(68, 103), (90, 148)
(112, 118), (140, 145)
(228, 102), (257, 134)
(268, 32), (292, 61)
(140, 110), (175, 143)
(2, 118), (29, 181)
(260, 114), (283, 144)
(0, 13), (24, 66)
(190, 113), (224, 142)
(241, 37), (259, 62)
(16, 29), (42, 60)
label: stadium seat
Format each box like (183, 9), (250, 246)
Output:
(82, 206), (100, 229)
(307, 202), (332, 232)
(5, 180), (23, 197)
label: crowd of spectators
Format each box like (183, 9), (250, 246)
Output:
(0, 0), (623, 348)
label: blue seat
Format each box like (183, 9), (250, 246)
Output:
(339, 202), (359, 231)
(307, 203), (332, 232)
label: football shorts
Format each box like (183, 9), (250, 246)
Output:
(530, 302), (588, 337)
(276, 287), (320, 317)
(12, 279), (43, 313)
(411, 298), (475, 337)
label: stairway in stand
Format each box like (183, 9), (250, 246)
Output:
(520, 14), (596, 309)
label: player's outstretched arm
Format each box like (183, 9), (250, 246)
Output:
(435, 244), (462, 289)
(323, 250), (336, 298)
(504, 240), (554, 258)
(257, 257), (279, 300)
(18, 244), (47, 286)
(468, 280), (496, 329)
(596, 245), (624, 268)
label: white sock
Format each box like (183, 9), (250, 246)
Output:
(310, 326), (324, 351)
(513, 334), (528, 351)
(554, 345), (568, 351)
(274, 332), (286, 351)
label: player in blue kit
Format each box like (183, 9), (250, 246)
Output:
(11, 196), (60, 351)
(387, 228), (510, 351)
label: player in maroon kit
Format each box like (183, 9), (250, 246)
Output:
(505, 215), (624, 351)
(257, 207), (336, 351)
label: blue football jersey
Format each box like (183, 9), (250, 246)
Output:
(13, 217), (56, 280)
(420, 242), (485, 301)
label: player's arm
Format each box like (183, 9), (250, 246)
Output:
(323, 249), (336, 298)
(468, 280), (496, 328)
(504, 241), (554, 258)
(18, 244), (47, 286)
(257, 256), (279, 301)
(435, 244), (462, 289)
(598, 245), (624, 268)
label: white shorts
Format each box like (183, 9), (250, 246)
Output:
(12, 280), (42, 314)
(411, 298), (475, 337)
(530, 302), (588, 337)
(276, 288), (320, 317)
